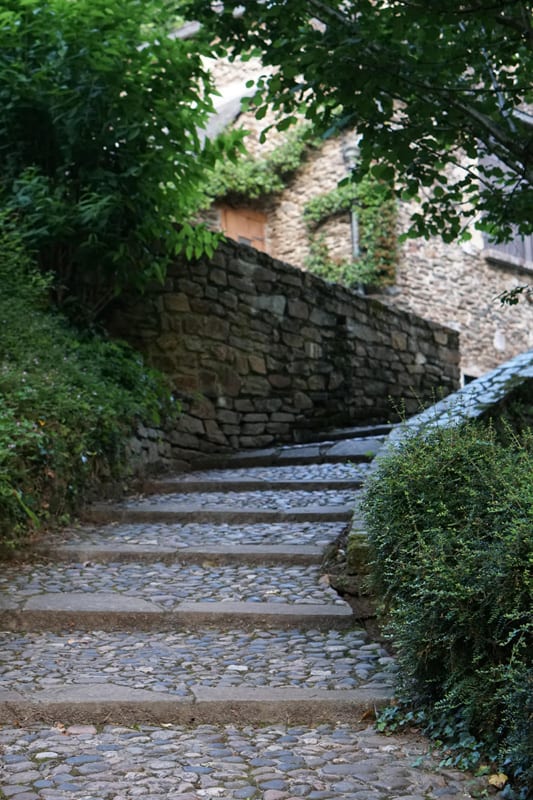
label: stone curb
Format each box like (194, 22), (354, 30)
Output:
(190, 437), (385, 469)
(1, 596), (354, 633)
(82, 504), (354, 525)
(0, 684), (392, 726)
(141, 478), (364, 494)
(37, 543), (325, 566)
(293, 424), (395, 444)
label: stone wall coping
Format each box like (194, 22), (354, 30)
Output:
(384, 348), (533, 450)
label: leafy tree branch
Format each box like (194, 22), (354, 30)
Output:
(185, 0), (533, 243)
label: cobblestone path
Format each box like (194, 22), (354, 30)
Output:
(0, 427), (483, 799)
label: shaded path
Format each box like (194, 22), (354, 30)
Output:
(0, 426), (482, 798)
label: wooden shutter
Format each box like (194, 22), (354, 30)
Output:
(220, 207), (269, 253)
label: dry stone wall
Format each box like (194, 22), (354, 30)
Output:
(108, 240), (459, 466)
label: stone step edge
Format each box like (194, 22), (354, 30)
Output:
(82, 504), (355, 525)
(1, 597), (354, 632)
(36, 543), (325, 566)
(192, 452), (376, 469)
(293, 423), (395, 444)
(189, 435), (385, 470)
(0, 684), (392, 726)
(141, 478), (364, 494)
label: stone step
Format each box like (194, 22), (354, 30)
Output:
(83, 488), (361, 528)
(118, 487), (361, 511)
(37, 543), (324, 566)
(191, 435), (386, 469)
(0, 684), (391, 726)
(40, 520), (348, 555)
(146, 460), (371, 495)
(141, 477), (364, 495)
(83, 503), (354, 525)
(0, 626), (394, 725)
(0, 561), (353, 632)
(293, 423), (395, 444)
(1, 595), (353, 633)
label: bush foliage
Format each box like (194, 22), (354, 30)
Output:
(0, 219), (176, 551)
(0, 0), (237, 319)
(363, 420), (532, 793)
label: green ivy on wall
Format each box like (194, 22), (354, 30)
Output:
(203, 124), (317, 203)
(204, 125), (397, 289)
(303, 179), (398, 289)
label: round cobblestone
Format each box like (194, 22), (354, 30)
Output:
(121, 489), (359, 510)
(48, 521), (347, 550)
(0, 724), (485, 799)
(0, 628), (396, 694)
(0, 563), (346, 606)
(178, 463), (371, 482)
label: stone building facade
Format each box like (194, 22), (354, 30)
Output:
(202, 56), (533, 381)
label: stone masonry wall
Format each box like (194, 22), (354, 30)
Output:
(108, 240), (460, 466)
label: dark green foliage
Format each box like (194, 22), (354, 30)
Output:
(0, 0), (237, 318)
(203, 124), (316, 202)
(363, 422), (532, 793)
(186, 0), (533, 244)
(0, 218), (176, 550)
(303, 179), (397, 288)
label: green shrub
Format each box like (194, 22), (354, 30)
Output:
(0, 0), (233, 319)
(363, 421), (532, 794)
(0, 218), (177, 551)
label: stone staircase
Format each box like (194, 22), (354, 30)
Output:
(0, 425), (481, 799)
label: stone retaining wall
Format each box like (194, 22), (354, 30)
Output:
(108, 240), (460, 466)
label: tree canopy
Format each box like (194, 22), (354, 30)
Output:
(0, 0), (238, 318)
(185, 0), (533, 244)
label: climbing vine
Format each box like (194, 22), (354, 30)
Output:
(203, 124), (317, 202)
(303, 179), (398, 289)
(204, 125), (397, 289)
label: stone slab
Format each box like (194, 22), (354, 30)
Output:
(83, 505), (353, 525)
(32, 683), (176, 704)
(0, 683), (194, 726)
(2, 597), (353, 633)
(325, 438), (383, 458)
(43, 543), (324, 566)
(294, 424), (394, 443)
(192, 685), (392, 723)
(23, 592), (163, 613)
(142, 478), (363, 494)
(0, 683), (391, 725)
(190, 437), (381, 468)
(176, 600), (353, 630)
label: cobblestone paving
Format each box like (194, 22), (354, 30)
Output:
(121, 489), (358, 510)
(0, 629), (396, 694)
(47, 522), (347, 549)
(1, 562), (346, 606)
(177, 463), (371, 482)
(0, 723), (481, 800)
(0, 426), (491, 800)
